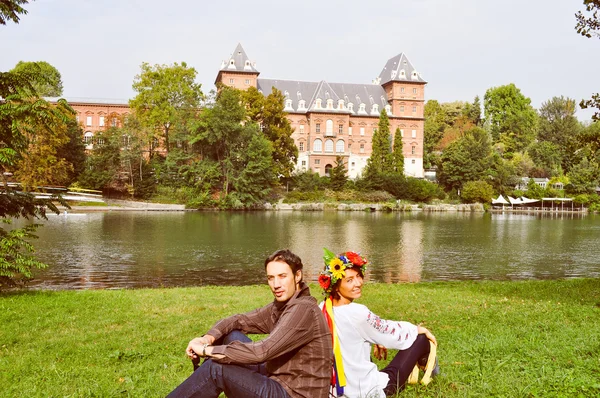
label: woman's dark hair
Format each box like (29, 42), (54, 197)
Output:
(264, 249), (304, 281)
(329, 265), (364, 300)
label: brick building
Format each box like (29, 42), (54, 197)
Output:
(215, 44), (426, 178)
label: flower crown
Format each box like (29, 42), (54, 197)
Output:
(319, 248), (368, 295)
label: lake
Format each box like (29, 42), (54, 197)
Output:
(18, 210), (600, 289)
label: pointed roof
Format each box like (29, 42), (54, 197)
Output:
(218, 43), (259, 73)
(377, 53), (426, 85)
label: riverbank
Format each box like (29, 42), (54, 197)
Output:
(1, 279), (598, 397)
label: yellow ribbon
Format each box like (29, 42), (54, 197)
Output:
(407, 339), (437, 385)
(325, 298), (346, 389)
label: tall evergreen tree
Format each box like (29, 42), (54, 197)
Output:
(392, 127), (404, 174)
(365, 109), (393, 176)
(330, 156), (348, 191)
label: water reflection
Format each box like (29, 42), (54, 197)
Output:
(15, 211), (600, 290)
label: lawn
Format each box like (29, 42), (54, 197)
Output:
(1, 279), (599, 397)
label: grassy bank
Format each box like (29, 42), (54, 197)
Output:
(1, 279), (599, 397)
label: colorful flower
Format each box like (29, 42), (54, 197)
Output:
(345, 251), (367, 266)
(329, 258), (346, 280)
(318, 274), (331, 290)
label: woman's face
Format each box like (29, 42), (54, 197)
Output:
(335, 268), (364, 304)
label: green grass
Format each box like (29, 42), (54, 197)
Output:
(1, 280), (599, 397)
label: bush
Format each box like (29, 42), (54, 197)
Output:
(461, 180), (494, 203)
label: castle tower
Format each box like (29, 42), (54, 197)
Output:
(215, 43), (260, 90)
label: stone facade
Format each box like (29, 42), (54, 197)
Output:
(216, 44), (426, 178)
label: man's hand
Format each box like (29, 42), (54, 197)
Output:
(186, 335), (215, 359)
(373, 344), (388, 360)
(417, 326), (437, 346)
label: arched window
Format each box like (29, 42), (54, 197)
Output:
(336, 140), (345, 153)
(325, 164), (333, 177)
(326, 120), (333, 134)
(84, 131), (93, 145)
(324, 139), (334, 153)
(313, 139), (322, 152)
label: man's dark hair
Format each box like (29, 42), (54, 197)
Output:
(264, 249), (304, 281)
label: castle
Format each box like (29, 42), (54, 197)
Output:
(55, 43), (426, 178)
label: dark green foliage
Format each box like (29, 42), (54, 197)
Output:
(0, 221), (46, 287)
(437, 127), (493, 191)
(56, 119), (86, 185)
(565, 157), (600, 194)
(527, 141), (562, 178)
(392, 128), (404, 174)
(329, 156), (348, 191)
(423, 100), (447, 169)
(291, 170), (330, 192)
(461, 180), (494, 203)
(77, 128), (122, 191)
(0, 0), (29, 25)
(364, 109), (393, 176)
(575, 1), (600, 120)
(488, 154), (519, 195)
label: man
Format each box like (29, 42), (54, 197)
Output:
(167, 249), (332, 398)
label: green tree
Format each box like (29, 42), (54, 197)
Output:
(484, 84), (538, 156)
(488, 154), (519, 195)
(0, 0), (29, 25)
(330, 156), (348, 191)
(461, 180), (494, 203)
(11, 61), (63, 97)
(537, 96), (581, 172)
(566, 157), (600, 194)
(130, 62), (203, 155)
(423, 100), (447, 168)
(527, 141), (562, 177)
(392, 127), (404, 174)
(57, 119), (87, 185)
(243, 87), (298, 178)
(462, 96), (483, 126)
(365, 109), (393, 177)
(577, 121), (600, 162)
(437, 127), (493, 192)
(77, 128), (122, 191)
(575, 0), (600, 120)
(191, 87), (275, 205)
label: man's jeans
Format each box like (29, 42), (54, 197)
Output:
(166, 331), (291, 398)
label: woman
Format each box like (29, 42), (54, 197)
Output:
(319, 248), (438, 398)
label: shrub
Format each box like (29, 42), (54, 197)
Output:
(461, 180), (494, 203)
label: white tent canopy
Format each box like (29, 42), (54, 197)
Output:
(492, 195), (509, 205)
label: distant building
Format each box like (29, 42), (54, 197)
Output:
(46, 97), (129, 151)
(215, 44), (426, 178)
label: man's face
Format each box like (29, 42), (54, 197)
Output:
(266, 260), (300, 302)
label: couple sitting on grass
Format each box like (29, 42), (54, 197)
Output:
(167, 248), (438, 398)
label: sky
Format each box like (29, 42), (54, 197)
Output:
(1, 0), (599, 121)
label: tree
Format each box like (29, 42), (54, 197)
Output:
(191, 87), (275, 205)
(0, 0), (29, 25)
(437, 127), (493, 192)
(364, 109), (393, 177)
(461, 180), (494, 203)
(484, 84), (538, 156)
(56, 119), (87, 185)
(537, 96), (581, 172)
(566, 157), (599, 194)
(575, 1), (600, 119)
(463, 96), (482, 126)
(330, 156), (348, 191)
(130, 62), (203, 155)
(423, 100), (447, 168)
(77, 128), (122, 191)
(243, 87), (298, 178)
(392, 127), (404, 174)
(527, 141), (562, 177)
(11, 61), (64, 97)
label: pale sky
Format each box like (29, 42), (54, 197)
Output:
(1, 0), (599, 121)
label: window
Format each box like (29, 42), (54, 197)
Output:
(84, 131), (93, 144)
(360, 143), (365, 153)
(412, 159), (416, 164)
(229, 78), (234, 84)
(99, 116), (105, 127)
(245, 79), (250, 85)
(122, 135), (130, 147)
(336, 140), (345, 153)
(111, 118), (117, 127)
(326, 120), (333, 134)
(348, 127), (353, 136)
(400, 87), (405, 93)
(400, 129), (404, 137)
(412, 105), (417, 113)
(325, 164), (333, 176)
(351, 162), (355, 167)
(298, 100), (306, 109)
(97, 137), (104, 145)
(360, 127), (365, 136)
(338, 124), (343, 134)
(359, 103), (366, 113)
(411, 146), (416, 154)
(412, 129), (417, 138)
(327, 99), (333, 109)
(86, 116), (92, 126)
(316, 123), (321, 133)
(413, 88), (417, 94)
(299, 142), (304, 151)
(400, 105), (405, 112)
(315, 159), (321, 165)
(313, 139), (322, 152)
(299, 125), (305, 134)
(324, 139), (334, 153)
(75, 115), (80, 123)
(301, 160), (306, 166)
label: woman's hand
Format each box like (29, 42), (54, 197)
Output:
(186, 335), (214, 359)
(372, 344), (388, 360)
(417, 326), (437, 346)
